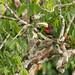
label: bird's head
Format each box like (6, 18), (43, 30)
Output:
(37, 22), (56, 38)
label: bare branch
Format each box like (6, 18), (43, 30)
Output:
(22, 40), (54, 69)
(22, 39), (75, 72)
(57, 49), (75, 73)
(68, 49), (75, 57)
(29, 65), (37, 75)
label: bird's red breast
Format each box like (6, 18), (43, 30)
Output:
(45, 29), (50, 34)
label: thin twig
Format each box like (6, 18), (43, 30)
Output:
(12, 25), (30, 40)
(0, 34), (10, 50)
(3, 28), (13, 39)
(38, 1), (75, 13)
(4, 4), (20, 20)
(4, 4), (27, 25)
(38, 3), (57, 13)
(64, 14), (75, 38)
(0, 15), (17, 21)
(58, 0), (65, 39)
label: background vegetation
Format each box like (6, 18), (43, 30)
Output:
(0, 0), (75, 75)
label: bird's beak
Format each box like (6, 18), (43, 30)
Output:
(37, 22), (48, 27)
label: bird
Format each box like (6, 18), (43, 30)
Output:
(37, 22), (56, 38)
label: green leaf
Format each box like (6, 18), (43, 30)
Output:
(29, 28), (33, 37)
(5, 20), (10, 33)
(8, 60), (13, 66)
(0, 20), (3, 32)
(16, 42), (21, 51)
(71, 61), (75, 70)
(33, 21), (37, 27)
(44, 1), (55, 11)
(53, 19), (59, 32)
(36, 0), (40, 4)
(2, 19), (10, 33)
(5, 39), (16, 50)
(0, 53), (3, 59)
(28, 4), (34, 19)
(42, 63), (47, 74)
(11, 21), (21, 34)
(12, 67), (16, 74)
(0, 4), (5, 14)
(18, 67), (29, 75)
(67, 12), (70, 21)
(9, 20), (21, 36)
(13, 56), (21, 67)
(18, 3), (27, 17)
(24, 40), (28, 53)
(0, 65), (3, 72)
(0, 0), (7, 4)
(8, 0), (14, 8)
(20, 0), (26, 3)
(4, 67), (10, 75)
(72, 30), (75, 39)
(66, 63), (70, 69)
(2, 19), (21, 36)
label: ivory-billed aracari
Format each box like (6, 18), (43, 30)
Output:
(37, 23), (56, 38)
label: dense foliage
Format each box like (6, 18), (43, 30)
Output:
(0, 0), (75, 75)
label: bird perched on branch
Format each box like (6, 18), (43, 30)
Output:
(37, 22), (56, 38)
